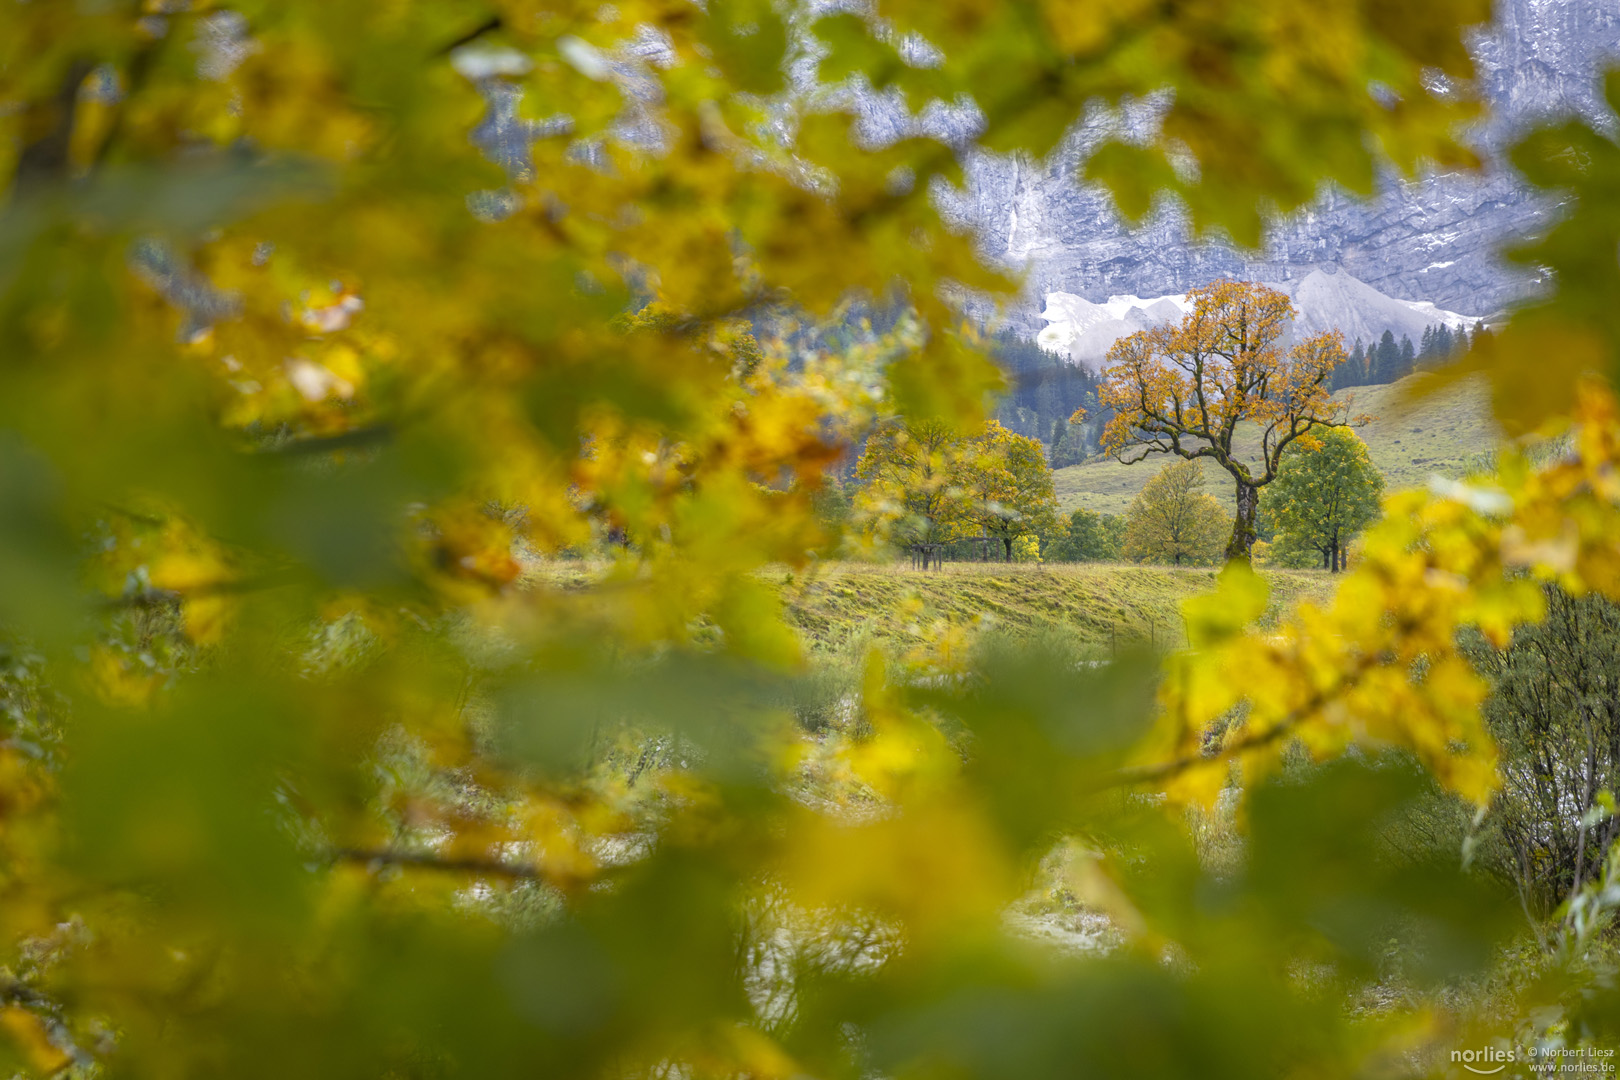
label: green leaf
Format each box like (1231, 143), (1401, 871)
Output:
(1182, 560), (1269, 647)
(698, 0), (789, 96)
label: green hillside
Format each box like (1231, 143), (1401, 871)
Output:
(771, 562), (1337, 656)
(1054, 374), (1498, 515)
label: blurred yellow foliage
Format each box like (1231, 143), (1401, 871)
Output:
(0, 0), (1615, 1077)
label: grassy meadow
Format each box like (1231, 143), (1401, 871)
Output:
(769, 561), (1337, 657)
(1055, 373), (1498, 515)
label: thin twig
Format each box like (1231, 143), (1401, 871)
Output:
(333, 847), (554, 882)
(99, 569), (303, 611)
(1110, 654), (1378, 789)
(265, 425), (394, 456)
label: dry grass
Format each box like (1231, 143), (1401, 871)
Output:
(767, 560), (1338, 655)
(524, 558), (1342, 659)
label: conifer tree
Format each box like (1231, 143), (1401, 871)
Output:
(1334, 338), (1365, 391)
(1374, 330), (1401, 384)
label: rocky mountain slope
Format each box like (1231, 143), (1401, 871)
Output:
(867, 0), (1620, 321)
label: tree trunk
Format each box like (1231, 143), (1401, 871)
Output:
(1003, 537), (1013, 562)
(1225, 481), (1260, 563)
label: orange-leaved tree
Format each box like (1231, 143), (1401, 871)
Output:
(1098, 281), (1352, 562)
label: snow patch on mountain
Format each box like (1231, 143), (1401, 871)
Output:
(1036, 292), (1189, 362)
(1038, 268), (1481, 369)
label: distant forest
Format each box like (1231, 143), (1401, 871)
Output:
(1331, 321), (1487, 391)
(990, 334), (1104, 467)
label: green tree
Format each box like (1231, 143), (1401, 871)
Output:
(1048, 412), (1092, 468)
(1458, 587), (1620, 915)
(1260, 427), (1385, 571)
(855, 418), (973, 569)
(1046, 508), (1127, 562)
(811, 474), (855, 555)
(1124, 460), (1228, 566)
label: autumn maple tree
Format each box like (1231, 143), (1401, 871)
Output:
(855, 416), (971, 569)
(855, 419), (1056, 565)
(1098, 281), (1352, 562)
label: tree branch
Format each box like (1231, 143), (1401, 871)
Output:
(333, 847), (558, 882)
(1110, 652), (1379, 789)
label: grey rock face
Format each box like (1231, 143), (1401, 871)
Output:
(921, 0), (1620, 321)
